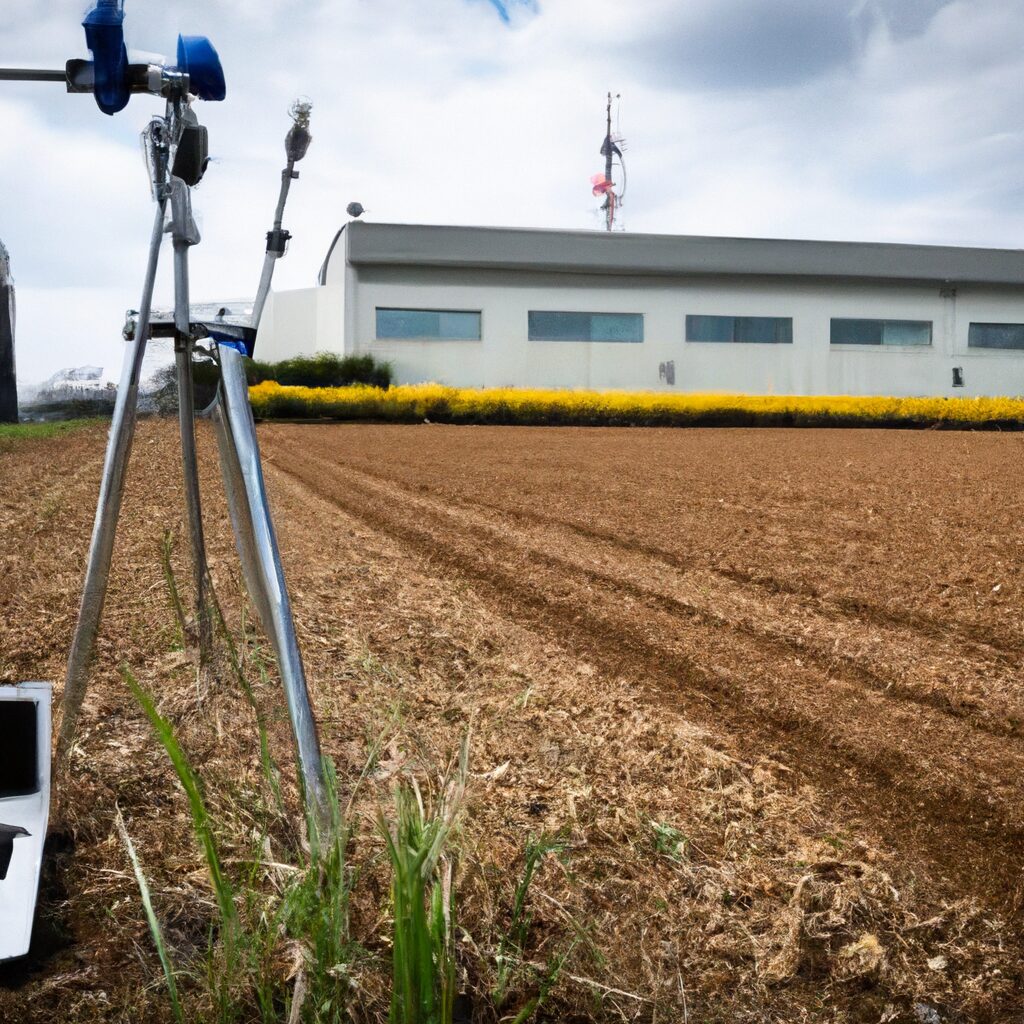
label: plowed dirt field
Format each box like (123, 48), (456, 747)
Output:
(1, 419), (1023, 1023)
(260, 423), (1024, 899)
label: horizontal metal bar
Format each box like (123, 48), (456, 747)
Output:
(0, 68), (67, 83)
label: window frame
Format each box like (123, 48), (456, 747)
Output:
(685, 314), (794, 345)
(527, 310), (645, 343)
(829, 317), (933, 349)
(374, 306), (483, 341)
(967, 322), (1024, 352)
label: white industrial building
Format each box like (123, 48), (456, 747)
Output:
(256, 222), (1024, 396)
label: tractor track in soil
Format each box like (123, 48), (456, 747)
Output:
(286, 453), (1024, 720)
(492, 507), (1024, 663)
(261, 425), (1024, 909)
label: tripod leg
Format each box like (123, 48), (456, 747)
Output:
(57, 199), (167, 766)
(171, 179), (212, 661)
(210, 395), (271, 630)
(215, 344), (329, 827)
(175, 336), (212, 660)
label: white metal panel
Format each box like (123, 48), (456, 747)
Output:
(346, 266), (1024, 396)
(340, 222), (1024, 287)
(254, 285), (344, 365)
(0, 682), (51, 962)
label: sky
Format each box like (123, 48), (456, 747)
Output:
(1, 0), (1023, 383)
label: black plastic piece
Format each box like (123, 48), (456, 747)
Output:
(172, 123), (210, 187)
(266, 229), (292, 256)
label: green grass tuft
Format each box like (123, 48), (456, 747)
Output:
(378, 736), (468, 1024)
(493, 834), (569, 1014)
(124, 669), (238, 933)
(115, 805), (184, 1024)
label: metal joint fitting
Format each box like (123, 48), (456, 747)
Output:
(168, 178), (200, 247)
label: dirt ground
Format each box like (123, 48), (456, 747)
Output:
(1, 420), (1023, 1023)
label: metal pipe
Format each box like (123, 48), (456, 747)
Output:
(216, 344), (328, 825)
(210, 397), (271, 630)
(0, 68), (66, 82)
(249, 250), (277, 334)
(249, 161), (294, 330)
(174, 335), (212, 660)
(171, 179), (212, 660)
(272, 163), (295, 232)
(57, 196), (167, 765)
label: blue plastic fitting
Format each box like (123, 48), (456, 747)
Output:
(82, 0), (129, 115)
(177, 36), (226, 102)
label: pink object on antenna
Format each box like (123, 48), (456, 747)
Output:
(591, 173), (613, 197)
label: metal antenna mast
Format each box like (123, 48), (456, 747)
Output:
(604, 92), (614, 217)
(591, 91), (624, 231)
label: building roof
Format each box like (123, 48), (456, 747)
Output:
(338, 221), (1024, 287)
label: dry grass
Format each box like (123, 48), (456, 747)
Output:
(0, 420), (1021, 1023)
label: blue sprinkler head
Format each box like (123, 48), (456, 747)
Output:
(80, 2), (227, 113)
(82, 0), (129, 115)
(177, 35), (226, 102)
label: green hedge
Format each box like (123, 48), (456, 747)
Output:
(245, 353), (392, 389)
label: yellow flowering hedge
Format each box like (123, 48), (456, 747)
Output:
(248, 381), (1024, 429)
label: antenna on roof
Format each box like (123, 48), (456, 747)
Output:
(591, 91), (625, 232)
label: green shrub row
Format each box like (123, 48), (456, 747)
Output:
(245, 352), (392, 389)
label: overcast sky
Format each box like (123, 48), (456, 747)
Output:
(2, 0), (1023, 382)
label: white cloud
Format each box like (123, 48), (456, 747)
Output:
(2, 0), (1023, 381)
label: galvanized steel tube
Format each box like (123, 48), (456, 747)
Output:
(216, 344), (328, 824)
(58, 197), (167, 763)
(173, 232), (211, 659)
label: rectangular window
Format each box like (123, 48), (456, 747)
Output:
(686, 315), (792, 344)
(376, 308), (481, 340)
(968, 323), (1024, 350)
(830, 318), (932, 346)
(528, 311), (643, 343)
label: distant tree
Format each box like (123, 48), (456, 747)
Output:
(149, 359), (221, 416)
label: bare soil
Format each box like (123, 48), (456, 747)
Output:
(1, 420), (1023, 1023)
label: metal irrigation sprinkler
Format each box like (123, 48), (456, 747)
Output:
(0, 1), (329, 828)
(251, 98), (314, 328)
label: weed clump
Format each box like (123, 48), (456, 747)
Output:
(377, 737), (467, 1024)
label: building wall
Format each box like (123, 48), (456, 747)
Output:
(255, 284), (344, 365)
(348, 266), (1024, 397)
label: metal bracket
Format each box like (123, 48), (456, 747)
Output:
(168, 178), (201, 248)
